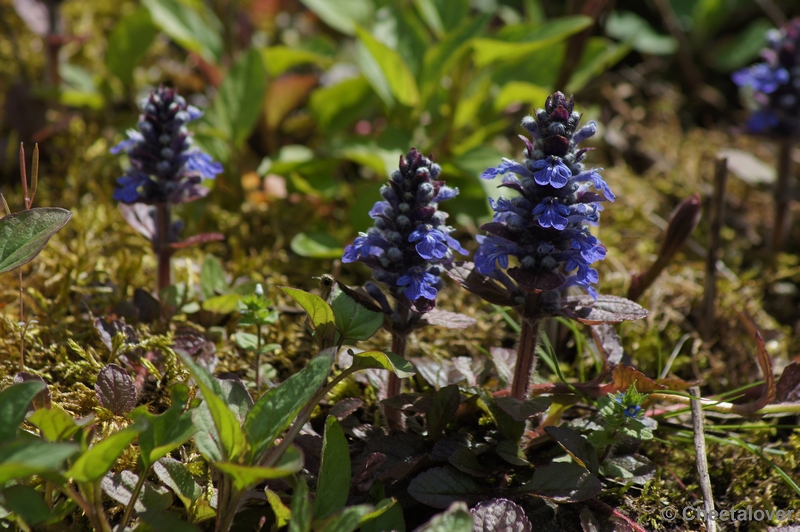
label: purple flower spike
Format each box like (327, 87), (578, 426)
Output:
(533, 157), (571, 188)
(409, 225), (448, 260)
(397, 267), (439, 301)
(533, 198), (570, 230)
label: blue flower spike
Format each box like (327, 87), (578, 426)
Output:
(343, 148), (465, 312)
(476, 92), (611, 300)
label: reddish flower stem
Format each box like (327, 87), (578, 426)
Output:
(511, 317), (541, 401)
(155, 203), (172, 291)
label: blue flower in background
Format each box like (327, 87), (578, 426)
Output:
(111, 86), (222, 204)
(476, 92), (612, 299)
(343, 149), (465, 311)
(733, 19), (800, 137)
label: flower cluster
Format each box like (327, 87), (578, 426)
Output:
(475, 92), (611, 299)
(111, 87), (223, 204)
(733, 18), (800, 136)
(342, 149), (466, 311)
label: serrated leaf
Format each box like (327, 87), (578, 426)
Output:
(408, 466), (485, 509)
(101, 470), (173, 512)
(95, 364), (137, 416)
(154, 457), (202, 509)
(355, 25), (420, 107)
(470, 498), (531, 532)
(330, 284), (383, 342)
(105, 6), (157, 85)
(215, 445), (302, 492)
(427, 385), (459, 441)
(200, 255), (228, 299)
(347, 350), (416, 378)
(413, 501), (473, 532)
(281, 287), (336, 349)
(448, 447), (488, 477)
(544, 426), (599, 476)
(314, 417), (351, 519)
(0, 440), (79, 484)
(0, 207), (72, 273)
(28, 404), (80, 442)
(560, 294), (648, 324)
(67, 422), (144, 483)
(519, 462), (602, 502)
(0, 380), (46, 444)
(244, 349), (334, 460)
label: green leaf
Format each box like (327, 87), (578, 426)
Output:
(413, 501), (473, 532)
(427, 385), (460, 441)
(153, 457), (203, 509)
(138, 509), (201, 532)
(290, 232), (344, 259)
(309, 76), (375, 133)
(280, 287), (336, 349)
(215, 444), (302, 492)
(0, 485), (51, 526)
(347, 350), (416, 379)
(330, 284), (383, 342)
(414, 0), (444, 36)
(494, 81), (551, 112)
(200, 255), (228, 299)
(479, 391), (524, 442)
(566, 37), (632, 94)
(605, 10), (677, 55)
(209, 48), (267, 146)
(313, 417), (350, 519)
(298, 0), (373, 36)
(244, 349), (334, 460)
(359, 498), (402, 532)
(0, 380), (46, 444)
(316, 504), (375, 532)
(190, 401), (222, 463)
(202, 293), (242, 314)
(407, 466), (485, 509)
(28, 404), (80, 442)
(355, 25), (420, 107)
(0, 440), (78, 483)
(67, 422), (144, 483)
(472, 16), (592, 67)
(176, 352), (247, 462)
(141, 0), (222, 62)
(518, 462), (602, 502)
(266, 490), (292, 528)
(105, 6), (157, 85)
(261, 46), (333, 77)
(0, 208), (72, 274)
(134, 384), (197, 470)
(544, 426), (599, 476)
(289, 477), (311, 532)
(713, 18), (772, 71)
(101, 470), (173, 512)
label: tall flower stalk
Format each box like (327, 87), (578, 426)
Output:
(475, 92), (613, 401)
(112, 86), (223, 290)
(342, 148), (466, 421)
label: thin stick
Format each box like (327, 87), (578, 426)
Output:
(511, 317), (541, 401)
(700, 157), (727, 341)
(771, 141), (794, 251)
(689, 386), (716, 532)
(154, 203), (172, 291)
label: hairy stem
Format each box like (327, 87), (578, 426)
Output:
(511, 318), (541, 401)
(155, 203), (172, 292)
(385, 331), (408, 430)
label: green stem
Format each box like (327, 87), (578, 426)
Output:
(216, 477), (241, 532)
(116, 468), (148, 531)
(511, 318), (541, 401)
(649, 392), (800, 415)
(255, 323), (263, 392)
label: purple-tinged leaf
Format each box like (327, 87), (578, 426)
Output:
(446, 262), (515, 306)
(561, 294), (648, 324)
(418, 309), (476, 329)
(0, 207), (72, 273)
(544, 426), (599, 475)
(448, 447), (489, 477)
(408, 466), (486, 509)
(330, 397), (364, 420)
(495, 396), (551, 422)
(729, 332), (775, 415)
(507, 268), (565, 294)
(173, 330), (218, 374)
(519, 462), (602, 502)
(95, 364), (137, 415)
(336, 281), (386, 314)
(381, 393), (433, 413)
(470, 498), (532, 532)
(133, 288), (161, 323)
(352, 452), (386, 493)
(590, 324), (624, 370)
(119, 203), (155, 240)
(93, 318), (138, 352)
(427, 385), (460, 441)
(490, 347), (515, 388)
(169, 232), (225, 249)
(776, 362), (800, 403)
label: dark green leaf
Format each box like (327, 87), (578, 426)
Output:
(313, 417), (351, 519)
(360, 497), (404, 532)
(544, 426), (599, 476)
(566, 37), (632, 94)
(0, 485), (51, 525)
(480, 392), (524, 442)
(280, 287), (336, 349)
(0, 208), (72, 274)
(309, 76), (375, 133)
(713, 18), (773, 71)
(28, 404), (80, 442)
(316, 504), (375, 532)
(518, 462), (602, 502)
(141, 0), (222, 62)
(408, 466), (485, 509)
(605, 10), (677, 55)
(355, 25), (420, 107)
(134, 384), (197, 470)
(0, 380), (46, 444)
(139, 509), (202, 532)
(101, 470), (173, 512)
(244, 349), (334, 460)
(67, 422), (144, 483)
(494, 440), (529, 466)
(413, 501), (473, 532)
(209, 48), (267, 146)
(153, 457), (203, 508)
(330, 284), (383, 342)
(290, 232), (344, 259)
(105, 6), (157, 84)
(428, 385), (460, 441)
(347, 350), (416, 378)
(215, 444), (302, 492)
(0, 440), (79, 484)
(298, 0), (373, 35)
(200, 255), (228, 299)
(494, 396), (551, 422)
(448, 447), (489, 477)
(289, 477), (311, 532)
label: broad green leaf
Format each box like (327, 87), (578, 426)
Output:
(355, 25), (420, 107)
(28, 404), (80, 442)
(427, 385), (459, 441)
(200, 255), (228, 299)
(313, 417), (350, 519)
(372, 5), (429, 76)
(347, 350), (416, 379)
(298, 0), (373, 35)
(211, 48), (267, 145)
(0, 380), (46, 444)
(288, 477), (311, 532)
(356, 41), (395, 108)
(101, 469), (173, 512)
(407, 466), (485, 508)
(605, 10), (677, 55)
(202, 293), (242, 314)
(330, 284), (383, 342)
(309, 76), (375, 133)
(420, 15), (491, 98)
(266, 490), (292, 528)
(0, 485), (51, 526)
(105, 6), (157, 85)
(414, 0), (444, 36)
(261, 46), (333, 77)
(431, 0), (469, 33)
(153, 457), (203, 509)
(244, 349), (334, 460)
(566, 37), (632, 94)
(544, 426), (599, 476)
(67, 422), (144, 483)
(472, 16), (592, 67)
(142, 0), (222, 62)
(494, 82), (551, 113)
(316, 504), (375, 532)
(479, 391), (524, 442)
(190, 401), (223, 463)
(0, 208), (72, 274)
(0, 440), (79, 484)
(177, 352), (247, 462)
(139, 509), (201, 532)
(713, 18), (772, 71)
(413, 501), (473, 531)
(358, 498), (401, 532)
(517, 462), (602, 502)
(134, 384), (197, 470)
(290, 232), (344, 259)
(215, 445), (302, 492)
(280, 287), (336, 349)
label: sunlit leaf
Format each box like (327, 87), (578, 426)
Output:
(290, 232), (344, 259)
(413, 501), (473, 531)
(313, 417), (350, 519)
(0, 440), (79, 484)
(216, 445), (302, 492)
(95, 364), (137, 416)
(280, 287), (336, 348)
(262, 46), (333, 77)
(0, 380), (46, 444)
(67, 423), (144, 483)
(347, 350), (416, 379)
(28, 404), (80, 443)
(106, 6), (157, 84)
(330, 284), (383, 342)
(142, 0), (222, 62)
(355, 25), (420, 107)
(0, 208), (72, 274)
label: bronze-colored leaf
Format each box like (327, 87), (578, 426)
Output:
(610, 365), (665, 394)
(170, 232), (225, 249)
(730, 332), (775, 415)
(561, 294), (648, 324)
(776, 362), (800, 403)
(590, 324), (623, 370)
(95, 364), (137, 416)
(446, 262), (515, 306)
(507, 268), (565, 294)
